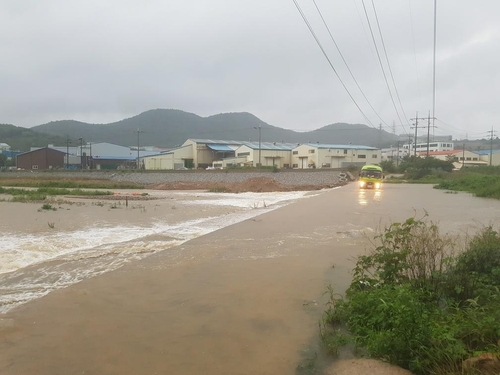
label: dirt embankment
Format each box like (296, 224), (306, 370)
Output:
(150, 177), (347, 193)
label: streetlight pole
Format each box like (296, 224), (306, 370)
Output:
(253, 125), (262, 167)
(66, 137), (71, 169)
(258, 124), (261, 167)
(79, 137), (83, 169)
(137, 129), (141, 170)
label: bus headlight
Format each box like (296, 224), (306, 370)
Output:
(375, 182), (381, 189)
(359, 181), (365, 188)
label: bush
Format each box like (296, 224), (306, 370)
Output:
(398, 156), (453, 180)
(324, 216), (500, 375)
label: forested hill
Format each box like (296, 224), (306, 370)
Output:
(23, 109), (398, 149)
(0, 123), (70, 151)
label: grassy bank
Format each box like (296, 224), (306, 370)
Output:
(434, 171), (500, 199)
(0, 178), (143, 190)
(0, 186), (113, 202)
(321, 216), (500, 374)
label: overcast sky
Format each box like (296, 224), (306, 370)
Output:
(1, 0), (498, 139)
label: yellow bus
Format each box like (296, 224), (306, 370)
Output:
(358, 164), (383, 189)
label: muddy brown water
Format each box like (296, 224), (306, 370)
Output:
(1, 184), (499, 375)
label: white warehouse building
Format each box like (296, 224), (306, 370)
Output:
(140, 139), (381, 170)
(291, 144), (380, 169)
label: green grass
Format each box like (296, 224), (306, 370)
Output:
(0, 186), (112, 202)
(322, 216), (500, 375)
(0, 180), (143, 189)
(208, 186), (229, 193)
(434, 173), (500, 199)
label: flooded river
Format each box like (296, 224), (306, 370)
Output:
(1, 183), (499, 375)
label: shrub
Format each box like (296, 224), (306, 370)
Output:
(323, 216), (500, 375)
(350, 215), (455, 298)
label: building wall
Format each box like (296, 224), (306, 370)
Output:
(259, 149), (291, 168)
(291, 145), (318, 169)
(479, 152), (500, 166)
(428, 150), (480, 162)
(17, 148), (64, 170)
(143, 146), (194, 170)
(292, 145), (380, 169)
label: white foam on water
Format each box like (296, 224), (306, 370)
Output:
(0, 190), (311, 314)
(175, 191), (314, 208)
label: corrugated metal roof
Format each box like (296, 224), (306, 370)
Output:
(242, 142), (297, 151)
(207, 144), (236, 151)
(476, 149), (500, 155)
(306, 143), (378, 150)
(188, 139), (243, 145)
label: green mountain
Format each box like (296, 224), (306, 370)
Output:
(26, 109), (398, 148)
(0, 123), (71, 152)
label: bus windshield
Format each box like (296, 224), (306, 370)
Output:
(360, 170), (382, 179)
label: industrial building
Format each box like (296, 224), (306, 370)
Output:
(140, 140), (381, 170)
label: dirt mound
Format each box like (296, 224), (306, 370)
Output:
(150, 177), (345, 193)
(324, 359), (413, 375)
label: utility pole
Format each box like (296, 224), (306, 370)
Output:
(254, 125), (262, 167)
(259, 124), (262, 167)
(396, 141), (400, 167)
(66, 137), (71, 169)
(462, 143), (465, 169)
(487, 128), (497, 166)
(410, 112), (436, 157)
(89, 143), (92, 170)
(136, 129), (143, 170)
(79, 137), (83, 169)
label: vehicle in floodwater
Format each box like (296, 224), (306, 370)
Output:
(358, 164), (383, 189)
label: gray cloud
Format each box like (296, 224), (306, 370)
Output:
(1, 0), (498, 139)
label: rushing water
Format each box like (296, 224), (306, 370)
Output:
(0, 190), (316, 314)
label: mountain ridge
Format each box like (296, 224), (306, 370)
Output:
(5, 109), (398, 150)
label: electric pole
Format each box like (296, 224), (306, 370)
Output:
(410, 111), (436, 157)
(487, 128), (497, 166)
(136, 129), (144, 170)
(396, 141), (400, 167)
(66, 137), (71, 169)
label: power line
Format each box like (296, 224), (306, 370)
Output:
(408, 0), (422, 109)
(311, 0), (391, 130)
(290, 0), (377, 129)
(370, 0), (411, 130)
(432, 0), (437, 141)
(360, 0), (407, 134)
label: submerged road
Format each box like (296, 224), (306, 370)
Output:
(1, 183), (499, 375)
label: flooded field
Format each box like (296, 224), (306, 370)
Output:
(1, 184), (499, 375)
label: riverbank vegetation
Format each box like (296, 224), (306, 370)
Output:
(321, 215), (500, 374)
(0, 186), (112, 202)
(0, 178), (143, 189)
(382, 158), (500, 199)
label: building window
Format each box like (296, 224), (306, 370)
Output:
(292, 164), (298, 168)
(308, 149), (315, 154)
(292, 151), (298, 155)
(344, 149), (348, 154)
(466, 157), (471, 161)
(237, 152), (250, 156)
(459, 157), (464, 160)
(372, 154), (378, 158)
(472, 157), (478, 161)
(284, 164), (290, 168)
(358, 155), (366, 159)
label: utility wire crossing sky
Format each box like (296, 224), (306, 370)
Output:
(1, 0), (498, 140)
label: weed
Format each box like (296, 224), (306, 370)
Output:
(208, 186), (229, 193)
(47, 222), (55, 229)
(296, 352), (318, 373)
(41, 203), (56, 211)
(321, 216), (500, 375)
